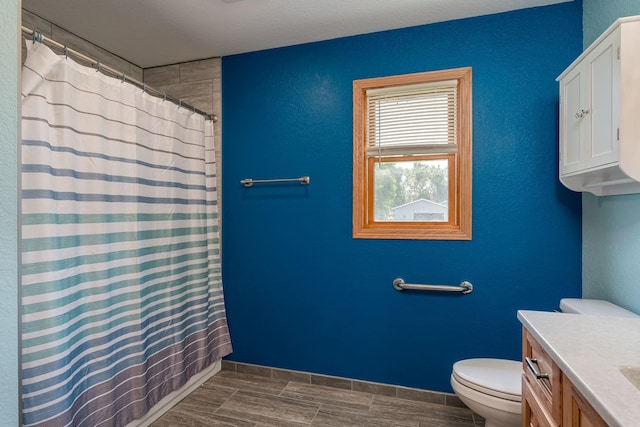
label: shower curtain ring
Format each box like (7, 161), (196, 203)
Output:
(32, 31), (43, 44)
(121, 73), (126, 83)
(142, 83), (146, 93)
(178, 100), (182, 109)
(96, 62), (101, 72)
(63, 46), (69, 59)
(163, 92), (167, 102)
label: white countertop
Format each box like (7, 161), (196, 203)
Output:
(517, 310), (640, 427)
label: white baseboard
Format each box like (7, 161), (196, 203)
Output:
(125, 359), (222, 427)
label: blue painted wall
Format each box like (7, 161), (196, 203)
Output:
(581, 0), (640, 314)
(0, 0), (20, 424)
(221, 2), (583, 392)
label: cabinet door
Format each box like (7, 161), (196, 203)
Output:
(523, 376), (558, 427)
(559, 65), (586, 175)
(586, 28), (621, 169)
(562, 374), (608, 427)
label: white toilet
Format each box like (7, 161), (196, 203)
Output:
(450, 299), (639, 427)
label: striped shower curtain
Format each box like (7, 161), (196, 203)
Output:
(21, 41), (232, 427)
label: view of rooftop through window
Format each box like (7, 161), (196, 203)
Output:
(373, 158), (449, 221)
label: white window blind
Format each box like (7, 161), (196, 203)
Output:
(366, 80), (458, 158)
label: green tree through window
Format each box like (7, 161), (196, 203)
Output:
(374, 160), (448, 221)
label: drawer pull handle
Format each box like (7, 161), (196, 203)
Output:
(525, 357), (549, 380)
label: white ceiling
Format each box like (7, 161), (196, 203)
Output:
(23, 0), (572, 68)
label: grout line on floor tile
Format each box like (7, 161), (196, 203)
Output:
(224, 361), (468, 409)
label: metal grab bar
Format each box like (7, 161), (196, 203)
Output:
(393, 278), (473, 294)
(241, 176), (310, 188)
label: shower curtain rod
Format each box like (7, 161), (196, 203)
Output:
(21, 26), (218, 123)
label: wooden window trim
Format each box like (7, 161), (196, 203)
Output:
(353, 67), (472, 240)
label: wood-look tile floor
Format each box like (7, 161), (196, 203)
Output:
(150, 370), (484, 427)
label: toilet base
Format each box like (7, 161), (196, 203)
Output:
(451, 374), (520, 427)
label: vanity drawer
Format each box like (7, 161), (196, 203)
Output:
(522, 328), (562, 424)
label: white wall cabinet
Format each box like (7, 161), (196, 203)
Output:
(558, 16), (640, 196)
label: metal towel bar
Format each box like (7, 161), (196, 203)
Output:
(393, 278), (473, 294)
(240, 176), (310, 188)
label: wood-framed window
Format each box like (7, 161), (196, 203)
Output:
(353, 67), (472, 240)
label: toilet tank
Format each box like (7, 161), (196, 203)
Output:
(560, 298), (639, 318)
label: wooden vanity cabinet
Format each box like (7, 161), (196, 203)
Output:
(522, 328), (607, 427)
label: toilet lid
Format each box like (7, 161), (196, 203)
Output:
(452, 358), (522, 401)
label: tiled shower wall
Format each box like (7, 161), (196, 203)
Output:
(21, 8), (223, 224)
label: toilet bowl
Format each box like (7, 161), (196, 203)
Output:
(451, 358), (521, 427)
(450, 299), (639, 427)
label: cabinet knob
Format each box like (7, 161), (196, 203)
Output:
(575, 109), (590, 119)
